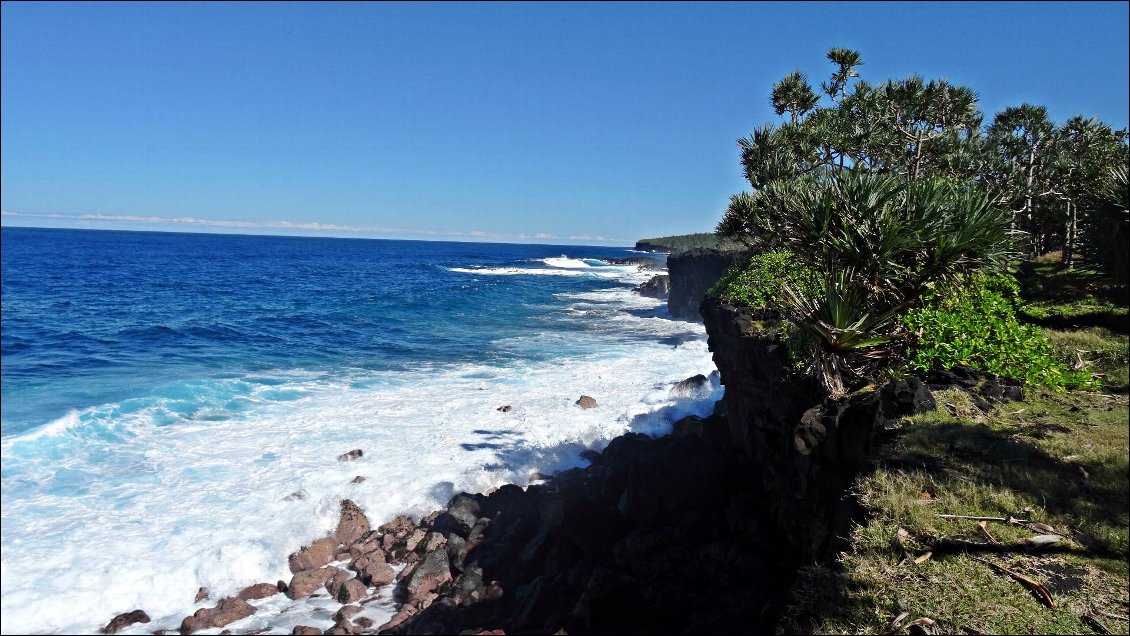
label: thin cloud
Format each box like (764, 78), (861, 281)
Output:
(2, 211), (623, 243)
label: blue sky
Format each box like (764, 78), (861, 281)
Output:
(2, 2), (1128, 245)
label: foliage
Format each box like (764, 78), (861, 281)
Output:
(748, 172), (1018, 394)
(634, 232), (744, 251)
(719, 49), (1130, 273)
(708, 250), (816, 308)
(901, 273), (1093, 389)
(1078, 161), (1130, 282)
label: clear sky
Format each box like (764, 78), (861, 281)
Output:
(2, 1), (1128, 245)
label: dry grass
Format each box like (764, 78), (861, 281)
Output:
(779, 388), (1130, 635)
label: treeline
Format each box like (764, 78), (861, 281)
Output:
(634, 233), (744, 252)
(717, 48), (1129, 281)
(711, 48), (1128, 395)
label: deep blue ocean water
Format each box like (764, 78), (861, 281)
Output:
(0, 227), (720, 634)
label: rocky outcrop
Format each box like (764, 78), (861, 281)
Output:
(603, 256), (665, 270)
(370, 411), (789, 635)
(700, 297), (938, 562)
(575, 395), (597, 409)
(180, 597), (256, 634)
(633, 241), (679, 253)
(666, 249), (749, 320)
(634, 274), (670, 299)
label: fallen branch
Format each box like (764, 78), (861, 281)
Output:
(1082, 614), (1111, 635)
(933, 535), (1065, 555)
(1096, 610), (1129, 622)
(972, 557), (1055, 609)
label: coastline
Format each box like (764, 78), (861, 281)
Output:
(80, 254), (725, 635)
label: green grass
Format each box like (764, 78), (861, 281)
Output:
(1017, 258), (1129, 335)
(779, 389), (1130, 635)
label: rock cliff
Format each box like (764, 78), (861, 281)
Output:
(665, 249), (748, 320)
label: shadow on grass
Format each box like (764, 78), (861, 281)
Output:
(884, 420), (1129, 558)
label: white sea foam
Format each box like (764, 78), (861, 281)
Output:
(0, 266), (712, 635)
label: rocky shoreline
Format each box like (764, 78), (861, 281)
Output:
(100, 251), (1018, 635)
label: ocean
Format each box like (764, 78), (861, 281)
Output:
(0, 227), (720, 634)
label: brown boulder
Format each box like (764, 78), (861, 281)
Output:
(325, 568), (352, 599)
(101, 609), (150, 634)
(354, 617), (374, 629)
(237, 582), (280, 601)
(336, 578), (368, 604)
(349, 530), (383, 558)
(350, 475), (365, 484)
(576, 395), (597, 409)
(179, 597), (256, 634)
(378, 515), (416, 537)
(292, 627), (322, 635)
(194, 586), (210, 603)
(337, 449), (363, 461)
(334, 605), (363, 622)
(357, 556), (395, 587)
(405, 547), (452, 596)
(286, 566), (347, 600)
(335, 499), (370, 546)
(288, 536), (338, 573)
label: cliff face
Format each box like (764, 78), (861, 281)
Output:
(700, 298), (935, 562)
(665, 249), (748, 320)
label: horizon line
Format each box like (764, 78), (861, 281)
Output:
(0, 222), (643, 249)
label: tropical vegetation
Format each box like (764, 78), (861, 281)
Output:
(713, 48), (1129, 395)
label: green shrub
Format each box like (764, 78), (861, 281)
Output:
(901, 273), (1094, 389)
(708, 250), (817, 308)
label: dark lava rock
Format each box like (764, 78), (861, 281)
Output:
(634, 274), (670, 299)
(350, 475), (366, 484)
(337, 449), (363, 461)
(101, 609), (150, 634)
(292, 627), (321, 635)
(879, 378), (936, 419)
(497, 405), (512, 412)
(671, 373), (710, 398)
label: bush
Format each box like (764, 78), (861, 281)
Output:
(708, 250), (817, 308)
(901, 273), (1093, 389)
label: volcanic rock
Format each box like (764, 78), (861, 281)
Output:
(101, 610), (150, 634)
(575, 395), (597, 409)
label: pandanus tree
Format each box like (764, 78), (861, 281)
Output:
(738, 172), (1019, 396)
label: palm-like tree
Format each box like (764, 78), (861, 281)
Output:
(771, 71), (820, 124)
(768, 172), (1018, 395)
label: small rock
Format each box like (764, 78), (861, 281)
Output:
(283, 491), (308, 502)
(354, 617), (374, 629)
(276, 580), (289, 593)
(337, 449), (363, 462)
(292, 627), (322, 635)
(348, 530), (383, 558)
(497, 405), (512, 412)
(237, 582), (280, 601)
(194, 587), (210, 603)
(576, 395), (597, 409)
(350, 475), (365, 484)
(102, 609), (150, 634)
(378, 515), (417, 538)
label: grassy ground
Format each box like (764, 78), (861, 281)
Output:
(779, 261), (1130, 635)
